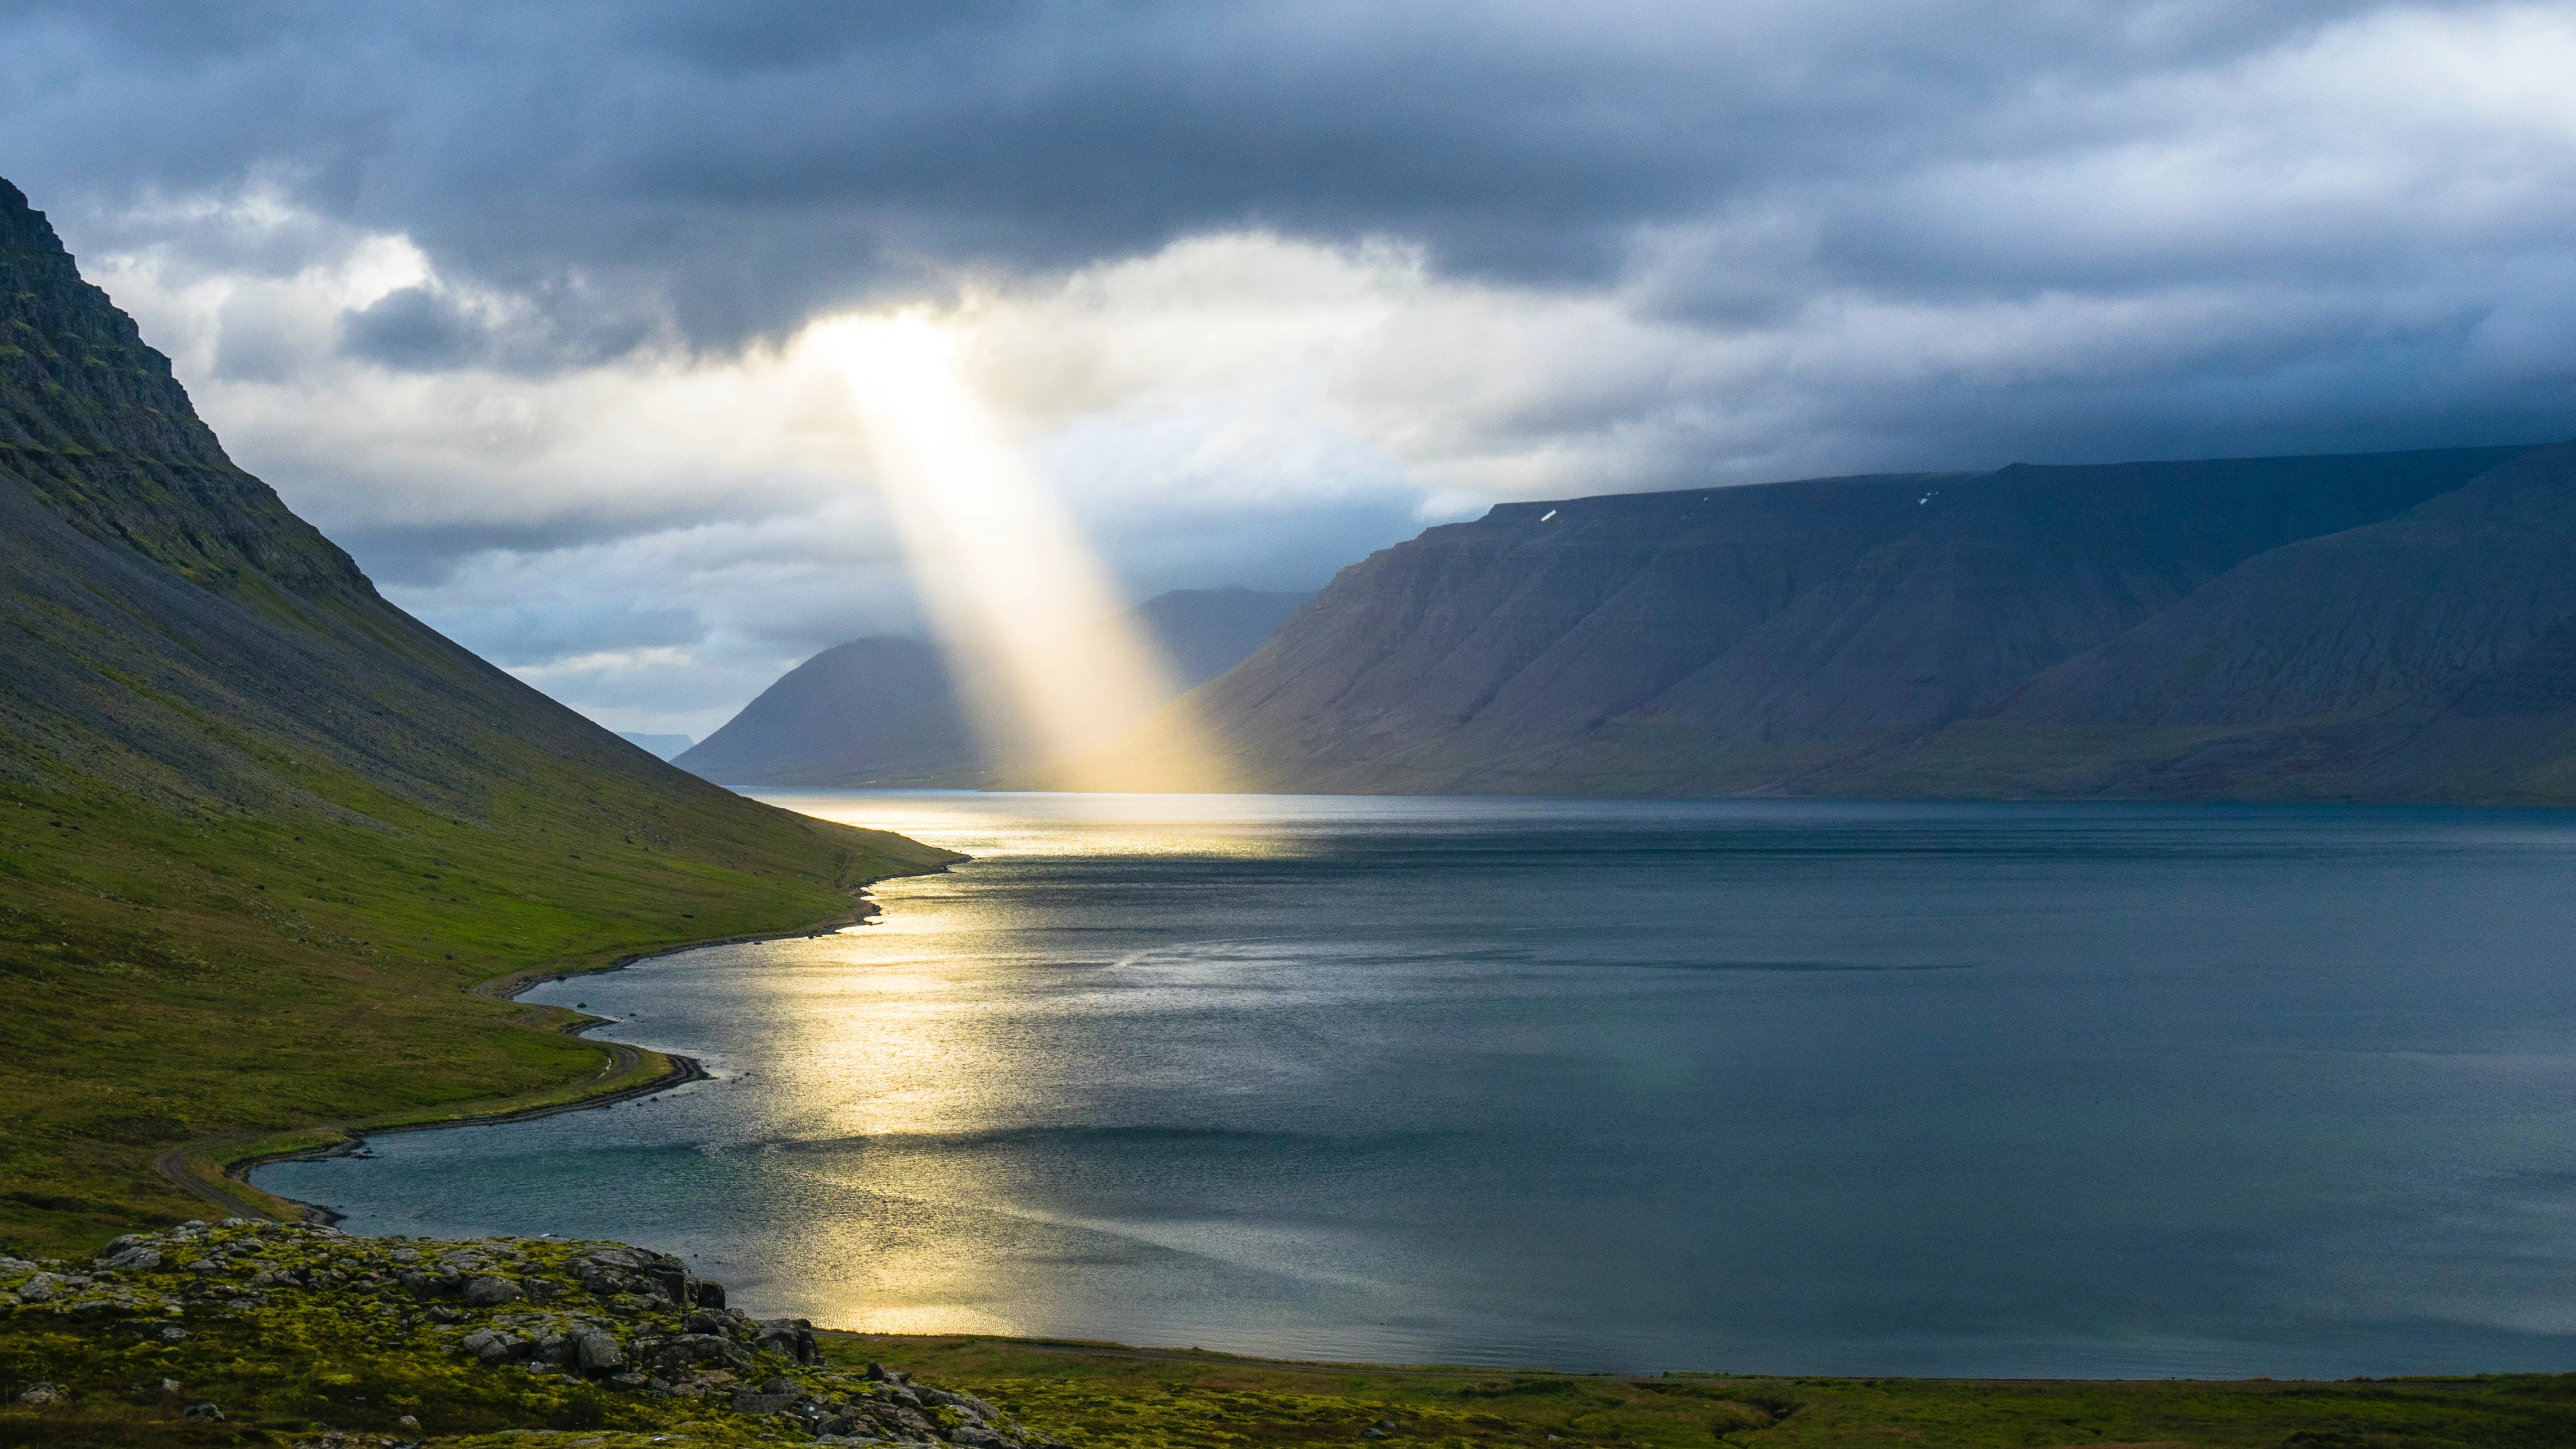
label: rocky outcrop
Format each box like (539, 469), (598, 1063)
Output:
(1128, 444), (2576, 802)
(2, 1218), (1064, 1447)
(0, 178), (365, 600)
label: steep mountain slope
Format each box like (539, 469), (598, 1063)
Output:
(678, 587), (1310, 786)
(0, 176), (957, 1254)
(1139, 444), (2567, 799)
(1879, 443), (2576, 799)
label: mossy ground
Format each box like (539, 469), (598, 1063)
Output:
(0, 1220), (1018, 1448)
(15, 1224), (2576, 1449)
(817, 1336), (2576, 1449)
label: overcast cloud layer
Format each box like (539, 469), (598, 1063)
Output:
(6, 1), (2575, 735)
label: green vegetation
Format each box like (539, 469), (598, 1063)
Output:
(0, 767), (953, 1259)
(18, 1224), (2576, 1448)
(824, 1335), (2576, 1448)
(0, 1220), (1037, 1447)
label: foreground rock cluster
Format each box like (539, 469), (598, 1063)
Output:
(1, 1218), (1062, 1446)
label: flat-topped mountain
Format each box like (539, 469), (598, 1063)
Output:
(0, 175), (955, 1252)
(677, 587), (1310, 786)
(1135, 444), (2576, 801)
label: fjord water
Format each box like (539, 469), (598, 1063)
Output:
(257, 794), (2576, 1377)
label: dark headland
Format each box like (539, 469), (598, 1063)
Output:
(8, 165), (2576, 1447)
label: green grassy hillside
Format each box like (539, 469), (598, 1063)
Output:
(0, 174), (960, 1258)
(0, 753), (952, 1260)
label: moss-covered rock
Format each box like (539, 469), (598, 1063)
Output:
(0, 1221), (1060, 1448)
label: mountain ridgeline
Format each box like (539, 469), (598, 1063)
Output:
(0, 175), (955, 1252)
(1134, 445), (2576, 802)
(677, 587), (1312, 786)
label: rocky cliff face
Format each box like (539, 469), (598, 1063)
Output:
(1148, 444), (2576, 802)
(0, 180), (364, 601)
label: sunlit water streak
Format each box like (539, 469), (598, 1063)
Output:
(257, 793), (2576, 1376)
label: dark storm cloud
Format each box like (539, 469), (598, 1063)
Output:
(0, 0), (2442, 348)
(8, 0), (2576, 732)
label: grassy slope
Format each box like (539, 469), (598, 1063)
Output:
(837, 1335), (2576, 1448)
(0, 745), (954, 1261)
(0, 175), (963, 1258)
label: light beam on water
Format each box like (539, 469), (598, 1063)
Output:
(809, 312), (1225, 789)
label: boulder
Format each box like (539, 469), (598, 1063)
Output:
(576, 1329), (624, 1372)
(755, 1317), (821, 1365)
(182, 1402), (223, 1421)
(730, 1387), (802, 1415)
(98, 1245), (162, 1271)
(461, 1328), (526, 1365)
(638, 1332), (749, 1378)
(462, 1275), (522, 1307)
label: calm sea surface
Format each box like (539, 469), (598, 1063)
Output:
(256, 793), (2576, 1377)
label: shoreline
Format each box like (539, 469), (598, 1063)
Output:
(157, 861), (946, 1225)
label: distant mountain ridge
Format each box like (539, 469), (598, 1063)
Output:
(1125, 444), (2576, 801)
(615, 732), (696, 761)
(677, 587), (1312, 786)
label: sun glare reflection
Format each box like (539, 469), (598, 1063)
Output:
(763, 789), (1324, 861)
(808, 314), (1231, 790)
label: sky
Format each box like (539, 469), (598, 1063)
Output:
(6, 1), (2575, 738)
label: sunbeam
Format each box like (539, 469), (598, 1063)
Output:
(811, 311), (1229, 790)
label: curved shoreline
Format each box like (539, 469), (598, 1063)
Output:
(154, 876), (931, 1225)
